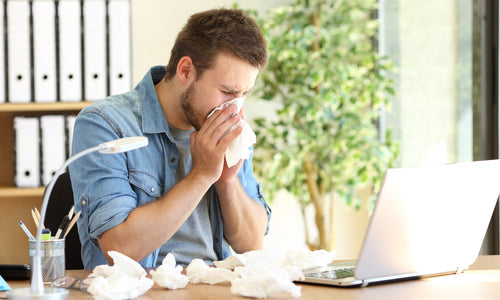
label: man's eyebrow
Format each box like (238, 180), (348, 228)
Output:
(220, 85), (253, 94)
(220, 85), (239, 93)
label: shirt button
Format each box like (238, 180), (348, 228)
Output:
(170, 158), (176, 163)
(150, 187), (155, 193)
(81, 200), (87, 206)
(215, 238), (219, 244)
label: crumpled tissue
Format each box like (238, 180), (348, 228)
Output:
(283, 249), (337, 271)
(86, 249), (335, 299)
(207, 97), (256, 167)
(216, 248), (336, 299)
(231, 269), (301, 299)
(186, 258), (240, 284)
(86, 251), (154, 300)
(227, 249), (303, 299)
(149, 253), (189, 289)
(213, 253), (247, 269)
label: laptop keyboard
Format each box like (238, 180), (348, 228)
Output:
(304, 267), (355, 280)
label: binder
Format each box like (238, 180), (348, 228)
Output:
(7, 0), (31, 103)
(83, 0), (107, 101)
(108, 0), (131, 95)
(14, 117), (40, 187)
(0, 1), (4, 104)
(65, 115), (77, 158)
(32, 0), (57, 102)
(59, 0), (82, 102)
(40, 115), (66, 186)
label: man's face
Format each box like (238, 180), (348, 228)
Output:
(179, 53), (259, 130)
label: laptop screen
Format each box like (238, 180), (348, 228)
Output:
(355, 160), (500, 280)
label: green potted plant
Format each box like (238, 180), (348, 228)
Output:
(251, 0), (398, 251)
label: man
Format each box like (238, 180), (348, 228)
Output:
(69, 8), (271, 269)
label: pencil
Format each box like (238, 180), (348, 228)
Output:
(31, 209), (39, 229)
(54, 206), (75, 239)
(63, 210), (81, 239)
(33, 207), (44, 229)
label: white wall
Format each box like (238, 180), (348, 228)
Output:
(130, 0), (290, 84)
(263, 190), (370, 260)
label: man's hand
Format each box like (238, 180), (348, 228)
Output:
(218, 159), (243, 185)
(190, 104), (243, 184)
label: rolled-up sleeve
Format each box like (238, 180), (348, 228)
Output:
(69, 108), (139, 248)
(238, 148), (272, 234)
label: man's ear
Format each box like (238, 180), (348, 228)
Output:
(176, 56), (195, 83)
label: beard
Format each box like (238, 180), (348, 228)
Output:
(180, 82), (204, 130)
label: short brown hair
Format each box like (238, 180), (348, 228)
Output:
(164, 8), (268, 81)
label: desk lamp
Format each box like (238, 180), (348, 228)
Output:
(7, 136), (149, 300)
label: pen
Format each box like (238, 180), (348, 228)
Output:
(54, 206), (74, 239)
(18, 220), (35, 240)
(54, 216), (69, 239)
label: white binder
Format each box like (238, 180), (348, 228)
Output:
(33, 0), (57, 103)
(41, 115), (66, 186)
(109, 0), (131, 95)
(7, 0), (31, 103)
(59, 0), (82, 102)
(65, 115), (77, 157)
(14, 117), (40, 187)
(84, 0), (107, 101)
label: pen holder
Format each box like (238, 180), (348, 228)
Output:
(29, 239), (65, 283)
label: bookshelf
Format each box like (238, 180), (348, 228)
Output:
(0, 0), (132, 265)
(0, 101), (91, 264)
(0, 102), (91, 113)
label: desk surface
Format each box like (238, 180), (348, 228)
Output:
(3, 256), (500, 300)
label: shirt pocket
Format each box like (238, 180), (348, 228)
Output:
(129, 170), (162, 204)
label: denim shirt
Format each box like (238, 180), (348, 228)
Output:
(69, 66), (271, 269)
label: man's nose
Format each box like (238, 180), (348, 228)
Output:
(230, 91), (247, 99)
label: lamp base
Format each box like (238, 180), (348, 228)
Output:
(6, 287), (69, 300)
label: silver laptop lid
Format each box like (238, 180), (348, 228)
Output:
(355, 160), (500, 280)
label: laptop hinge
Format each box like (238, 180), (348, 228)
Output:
(361, 280), (369, 288)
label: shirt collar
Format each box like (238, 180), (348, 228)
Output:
(137, 66), (171, 135)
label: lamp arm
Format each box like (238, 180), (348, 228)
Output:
(31, 144), (105, 294)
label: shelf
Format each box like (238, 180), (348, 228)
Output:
(0, 187), (45, 198)
(0, 101), (93, 112)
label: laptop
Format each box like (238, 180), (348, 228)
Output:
(300, 159), (500, 287)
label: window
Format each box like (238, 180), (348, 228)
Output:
(379, 0), (473, 167)
(379, 0), (499, 254)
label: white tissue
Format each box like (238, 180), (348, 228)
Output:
(231, 270), (302, 299)
(215, 249), (336, 299)
(150, 253), (189, 290)
(213, 254), (247, 269)
(207, 98), (256, 167)
(186, 259), (239, 284)
(228, 249), (303, 298)
(283, 249), (337, 271)
(86, 249), (335, 299)
(86, 251), (154, 300)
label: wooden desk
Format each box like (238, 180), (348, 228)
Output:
(3, 256), (500, 299)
